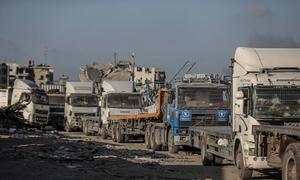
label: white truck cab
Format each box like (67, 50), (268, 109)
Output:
(2, 79), (50, 125)
(101, 91), (142, 125)
(232, 47), (300, 178)
(64, 81), (99, 131)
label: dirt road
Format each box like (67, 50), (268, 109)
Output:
(0, 130), (280, 180)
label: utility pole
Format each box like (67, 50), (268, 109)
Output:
(113, 52), (118, 65)
(130, 49), (136, 81)
(44, 47), (48, 65)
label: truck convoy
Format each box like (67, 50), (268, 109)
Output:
(19, 47), (295, 179)
(0, 79), (49, 126)
(95, 48), (300, 180)
(64, 81), (99, 132)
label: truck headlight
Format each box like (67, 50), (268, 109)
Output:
(178, 129), (188, 135)
(175, 111), (180, 118)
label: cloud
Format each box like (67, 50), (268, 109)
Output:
(248, 32), (300, 48)
(247, 4), (272, 17)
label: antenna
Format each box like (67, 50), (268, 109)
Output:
(185, 62), (196, 74)
(169, 61), (189, 83)
(44, 47), (48, 65)
(130, 49), (136, 81)
(113, 52), (118, 65)
(131, 49), (136, 67)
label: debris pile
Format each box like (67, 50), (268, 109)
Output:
(79, 61), (133, 83)
(0, 94), (31, 128)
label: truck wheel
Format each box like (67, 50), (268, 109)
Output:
(235, 144), (253, 179)
(124, 134), (129, 143)
(111, 125), (117, 142)
(145, 126), (151, 149)
(116, 125), (125, 143)
(151, 127), (161, 151)
(83, 121), (90, 136)
(168, 129), (178, 154)
(282, 143), (300, 180)
(100, 127), (108, 139)
(201, 142), (213, 166)
(64, 120), (71, 132)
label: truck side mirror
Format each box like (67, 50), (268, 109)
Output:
(168, 93), (173, 104)
(66, 96), (70, 103)
(235, 91), (244, 115)
(235, 91), (248, 117)
(235, 98), (244, 115)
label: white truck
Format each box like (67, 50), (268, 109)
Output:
(64, 81), (99, 132)
(0, 79), (49, 126)
(232, 47), (300, 179)
(98, 81), (141, 139)
(48, 93), (65, 129)
(185, 47), (300, 179)
(86, 80), (168, 144)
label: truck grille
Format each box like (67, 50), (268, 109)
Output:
(35, 116), (48, 123)
(36, 109), (48, 115)
(50, 107), (64, 113)
(74, 113), (95, 117)
(180, 114), (228, 127)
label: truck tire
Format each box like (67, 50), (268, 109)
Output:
(100, 127), (108, 139)
(145, 126), (151, 149)
(201, 137), (213, 166)
(124, 134), (129, 143)
(116, 125), (125, 143)
(83, 121), (90, 136)
(168, 129), (178, 154)
(235, 144), (253, 179)
(111, 125), (117, 142)
(282, 143), (300, 180)
(151, 127), (161, 151)
(64, 120), (71, 132)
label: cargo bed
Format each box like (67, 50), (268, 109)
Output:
(189, 126), (232, 138)
(189, 125), (234, 162)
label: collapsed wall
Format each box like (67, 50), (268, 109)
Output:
(79, 61), (133, 83)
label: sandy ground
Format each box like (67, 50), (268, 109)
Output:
(0, 130), (280, 180)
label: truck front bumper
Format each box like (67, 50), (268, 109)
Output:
(33, 114), (49, 126)
(245, 156), (271, 169)
(174, 135), (190, 146)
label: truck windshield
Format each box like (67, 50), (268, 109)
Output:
(70, 95), (98, 107)
(254, 87), (300, 118)
(32, 92), (49, 105)
(177, 87), (229, 109)
(107, 93), (141, 109)
(49, 95), (65, 105)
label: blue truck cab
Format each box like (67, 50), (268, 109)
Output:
(166, 74), (230, 146)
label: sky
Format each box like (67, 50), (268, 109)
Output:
(0, 0), (300, 80)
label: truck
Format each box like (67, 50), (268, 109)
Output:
(48, 93), (65, 129)
(40, 84), (66, 129)
(85, 80), (166, 142)
(186, 47), (300, 180)
(144, 74), (230, 153)
(64, 81), (100, 132)
(0, 79), (49, 126)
